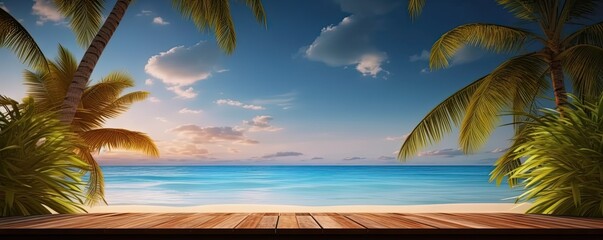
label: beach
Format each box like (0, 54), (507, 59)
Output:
(86, 203), (531, 213)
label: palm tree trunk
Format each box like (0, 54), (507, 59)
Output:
(59, 0), (132, 124)
(550, 59), (568, 109)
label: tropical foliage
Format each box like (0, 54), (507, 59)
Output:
(398, 0), (603, 186)
(507, 94), (603, 217)
(0, 96), (88, 216)
(0, 8), (47, 70)
(25, 46), (159, 204)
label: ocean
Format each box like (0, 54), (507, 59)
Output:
(102, 165), (522, 206)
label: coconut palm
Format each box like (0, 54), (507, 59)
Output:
(509, 94), (603, 217)
(398, 0), (603, 185)
(25, 46), (159, 204)
(0, 8), (47, 70)
(0, 96), (89, 216)
(55, 0), (267, 124)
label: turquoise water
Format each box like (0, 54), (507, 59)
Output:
(102, 166), (522, 206)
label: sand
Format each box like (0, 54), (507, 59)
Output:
(85, 203), (531, 213)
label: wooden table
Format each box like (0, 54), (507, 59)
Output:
(1, 212), (602, 239)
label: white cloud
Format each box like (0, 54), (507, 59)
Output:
(1, 2), (9, 12)
(252, 92), (295, 110)
(145, 41), (221, 98)
(420, 68), (429, 74)
(418, 148), (464, 157)
(155, 117), (168, 122)
(32, 0), (64, 26)
(149, 97), (161, 103)
(153, 16), (169, 25)
(261, 151), (303, 159)
(410, 50), (430, 62)
(385, 134), (408, 141)
(169, 125), (258, 144)
(450, 46), (485, 66)
(304, 15), (388, 77)
(136, 10), (153, 16)
(377, 156), (396, 160)
(343, 157), (366, 161)
(356, 53), (387, 77)
(178, 108), (202, 114)
(216, 99), (265, 110)
(490, 147), (509, 153)
(145, 79), (154, 85)
(216, 69), (229, 73)
(164, 142), (208, 156)
(311, 157), (324, 160)
(243, 115), (282, 132)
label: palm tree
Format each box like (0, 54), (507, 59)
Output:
(0, 8), (47, 70)
(25, 46), (159, 204)
(0, 96), (89, 216)
(55, 0), (267, 124)
(398, 0), (603, 185)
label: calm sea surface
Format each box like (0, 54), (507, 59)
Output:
(102, 166), (522, 206)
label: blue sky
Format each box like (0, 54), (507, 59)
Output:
(0, 0), (544, 165)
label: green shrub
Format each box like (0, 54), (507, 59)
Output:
(507, 94), (603, 217)
(0, 96), (89, 216)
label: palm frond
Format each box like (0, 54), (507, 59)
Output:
(99, 91), (149, 119)
(0, 9), (47, 70)
(54, 0), (105, 48)
(563, 21), (603, 48)
(81, 72), (134, 111)
(80, 128), (159, 157)
(497, 0), (538, 21)
(243, 0), (266, 27)
(558, 0), (598, 24)
(408, 0), (426, 20)
(430, 23), (532, 69)
(460, 53), (548, 153)
(559, 44), (603, 102)
(172, 0), (236, 54)
(76, 149), (105, 205)
(398, 76), (484, 160)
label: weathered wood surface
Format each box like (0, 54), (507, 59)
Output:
(0, 212), (601, 239)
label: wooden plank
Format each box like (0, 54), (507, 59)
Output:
(277, 213), (298, 228)
(296, 213), (320, 229)
(235, 213), (264, 229)
(0, 214), (79, 225)
(311, 213), (364, 229)
(256, 213), (278, 229)
(7, 213), (119, 228)
(39, 213), (127, 228)
(212, 213), (248, 228)
(0, 214), (83, 228)
(346, 213), (436, 229)
(446, 213), (539, 229)
(401, 214), (473, 228)
(113, 213), (175, 228)
(411, 213), (494, 228)
(520, 214), (603, 228)
(464, 213), (560, 229)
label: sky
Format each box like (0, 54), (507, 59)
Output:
(0, 0), (561, 165)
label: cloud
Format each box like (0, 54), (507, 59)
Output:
(311, 157), (324, 160)
(410, 50), (430, 62)
(336, 0), (401, 16)
(1, 2), (9, 12)
(169, 125), (258, 144)
(490, 147), (509, 153)
(420, 68), (429, 74)
(136, 10), (153, 16)
(32, 0), (64, 26)
(385, 134), (408, 141)
(377, 156), (396, 160)
(178, 108), (202, 114)
(261, 151), (303, 159)
(145, 41), (221, 98)
(303, 15), (388, 77)
(216, 99), (265, 110)
(228, 148), (240, 153)
(243, 115), (282, 132)
(155, 117), (168, 122)
(418, 148), (464, 157)
(450, 46), (484, 66)
(164, 143), (208, 156)
(145, 79), (154, 85)
(148, 97), (161, 103)
(343, 157), (366, 161)
(153, 17), (169, 25)
(252, 92), (295, 110)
